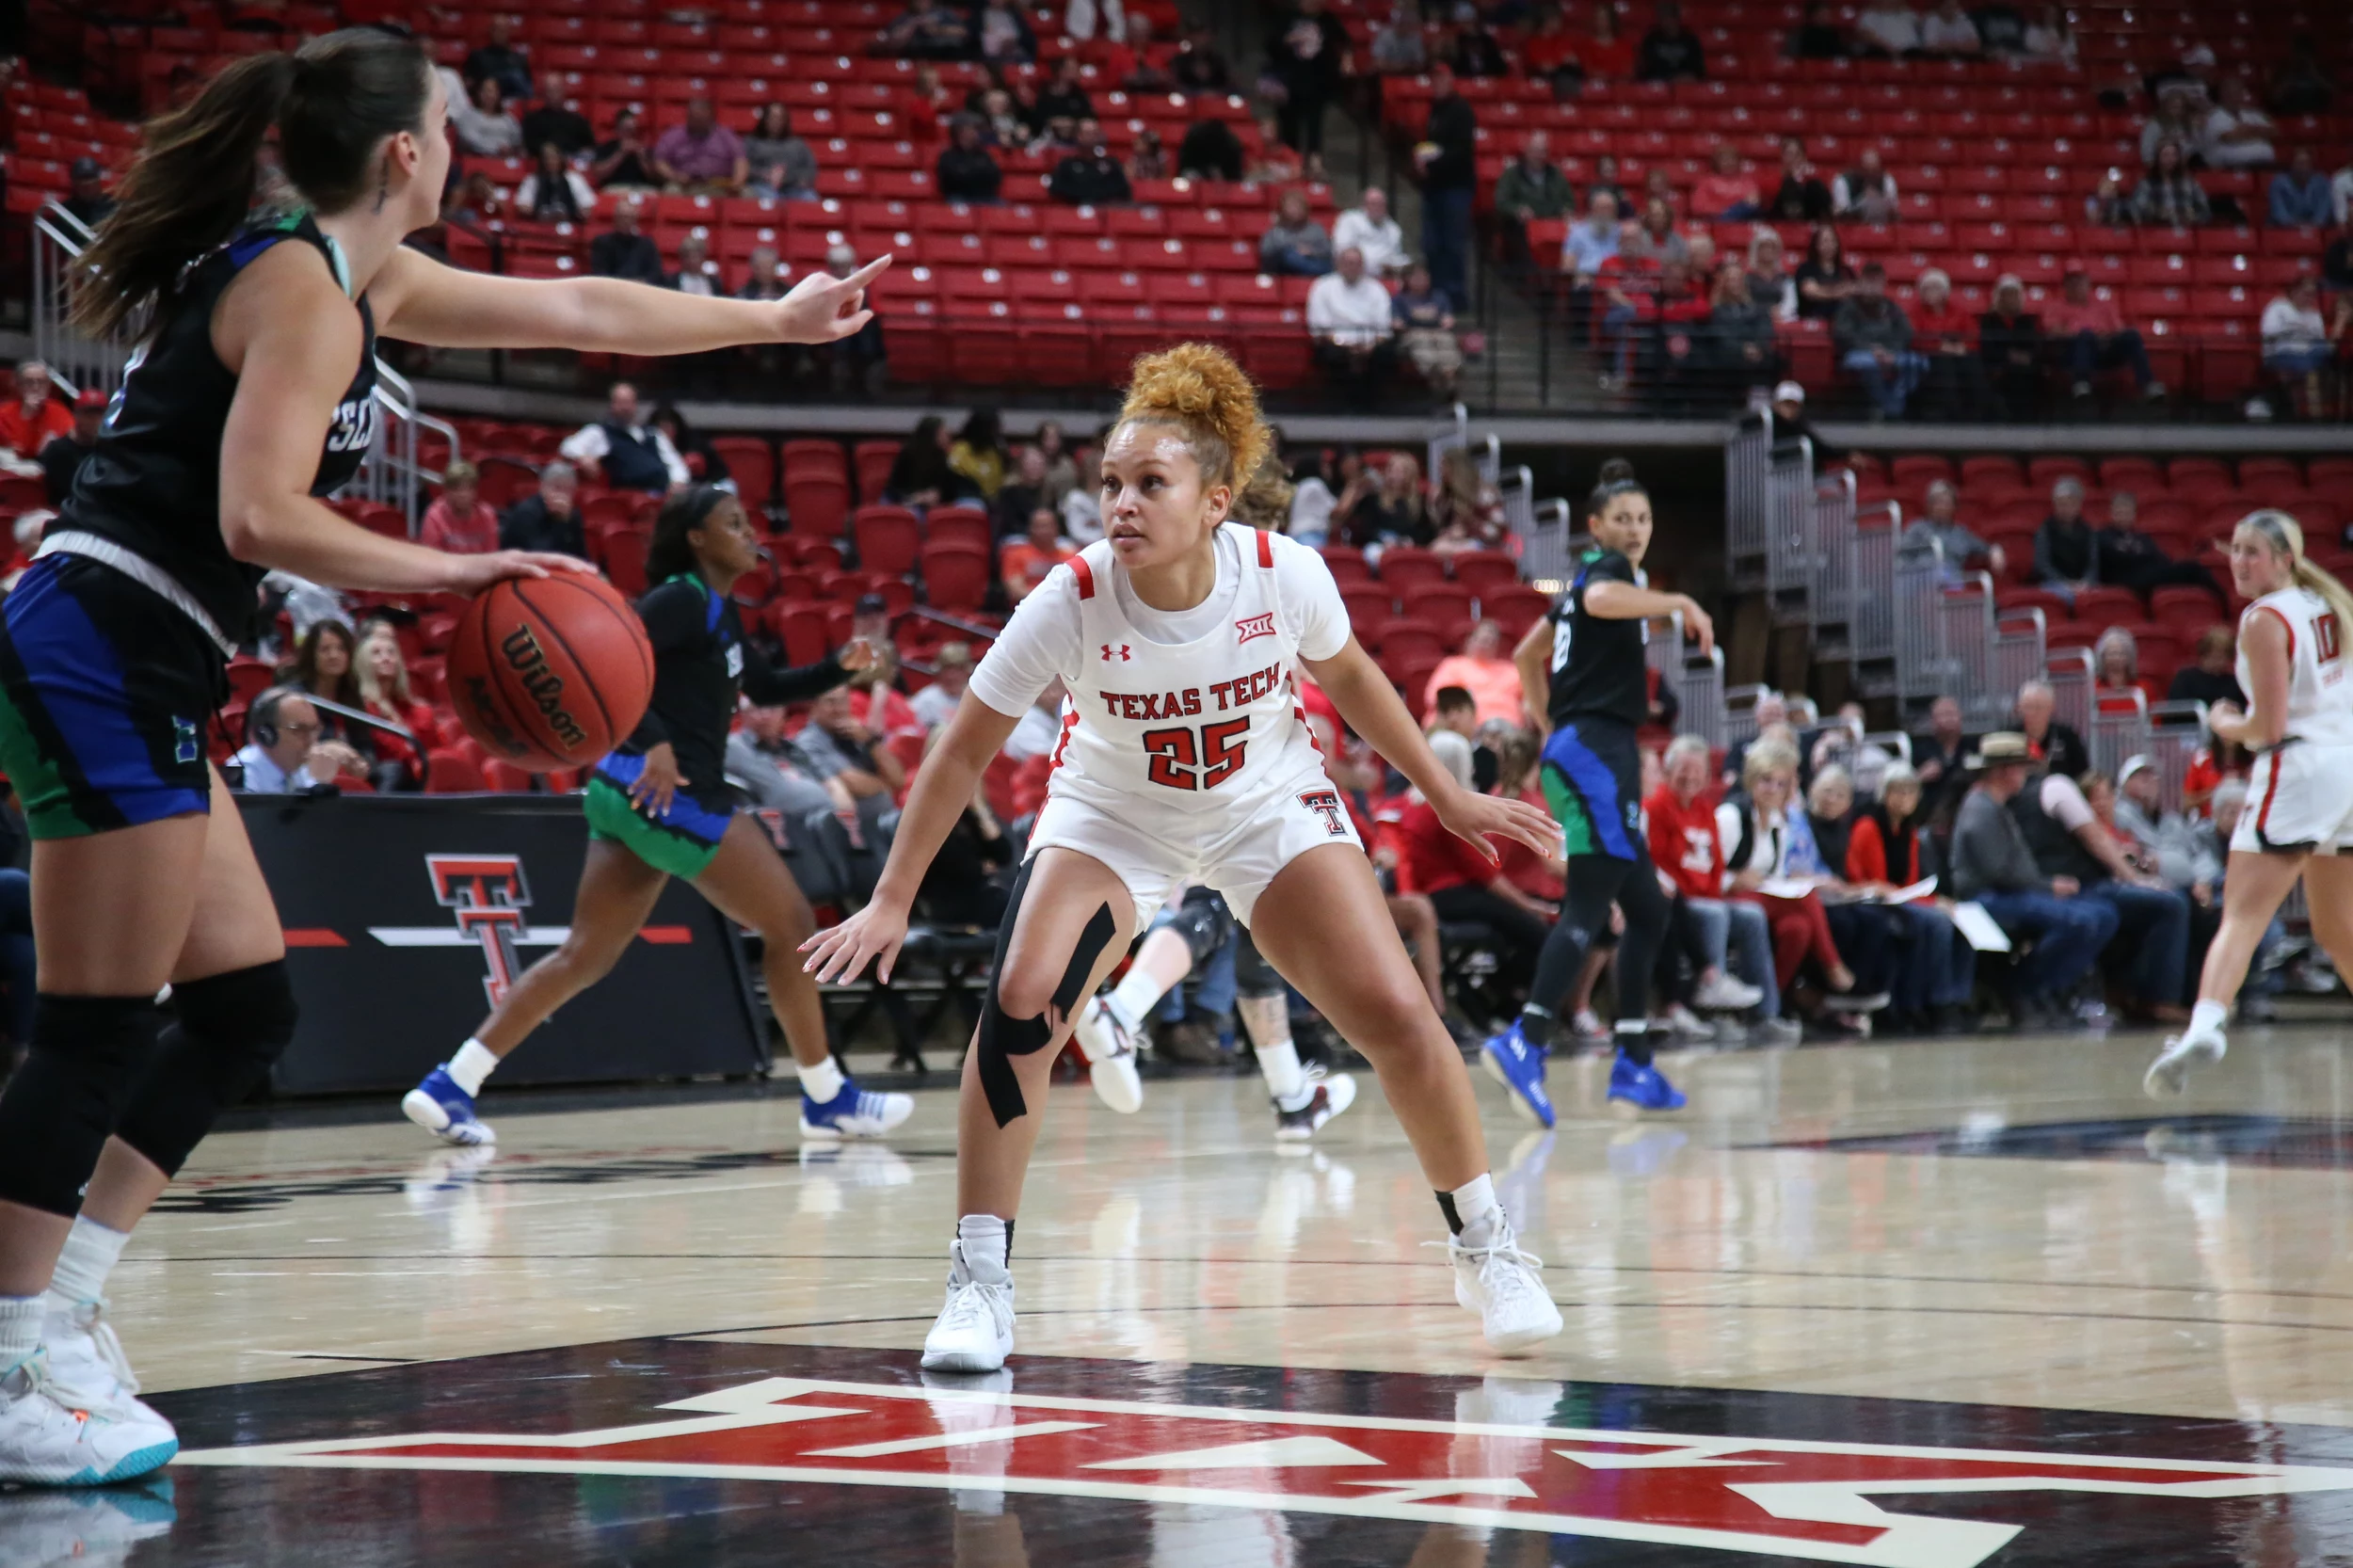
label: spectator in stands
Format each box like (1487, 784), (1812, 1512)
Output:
(1430, 448), (1504, 555)
(937, 116), (1004, 202)
(1176, 114), (1245, 181)
(38, 389), (103, 508)
(1496, 133), (1574, 267)
(1770, 137), (1833, 223)
(1171, 21), (1233, 93)
(1794, 225), (1857, 320)
(2048, 266), (2165, 404)
(1833, 149), (1899, 225)
(670, 233), (719, 297)
(1860, 762), (1975, 1024)
(1417, 65), (1480, 313)
(2271, 149), (2333, 230)
(1768, 380), (1840, 462)
(2199, 77), (2276, 171)
(452, 76), (522, 157)
(993, 446), (1052, 536)
(499, 461), (587, 559)
(1031, 56), (1094, 131)
(1107, 14), (1173, 91)
(2030, 479), (2098, 600)
(1559, 190), (1623, 312)
(1421, 688), (1479, 787)
(1127, 128), (1170, 182)
(797, 687), (908, 800)
(1268, 0), (1350, 157)
(1708, 264), (1780, 387)
(1587, 154), (1628, 211)
(1003, 679), (1068, 760)
(2012, 756), (2191, 1022)
(515, 141), (592, 224)
(2130, 139), (2211, 227)
(2092, 626), (2141, 698)
(1577, 2), (1637, 79)
(1521, 7), (1583, 93)
(1978, 274), (2045, 418)
(562, 382), (688, 493)
(421, 461), (500, 555)
(1369, 1), (1425, 73)
(1720, 739), (1881, 1018)
(1815, 764), (1969, 1032)
(1063, 0), (1122, 42)
(975, 87), (1031, 150)
(911, 643), (973, 731)
(63, 159), (115, 230)
(883, 0), (974, 59)
(1625, 198), (1689, 266)
(1946, 733), (2117, 1028)
(743, 104), (818, 201)
(354, 621), (438, 792)
(1907, 270), (1988, 419)
(1423, 620), (1523, 728)
(973, 0), (1035, 63)
(730, 703), (855, 818)
(520, 72), (593, 161)
(1854, 0), (1925, 56)
(587, 199), (664, 284)
(1692, 144), (1763, 220)
(651, 406), (730, 488)
(2169, 625), (2244, 707)
(950, 410), (1010, 501)
(1392, 264), (1464, 400)
(1649, 737), (1788, 1026)
(463, 14), (533, 103)
(1258, 190), (1333, 278)
(1637, 1), (1706, 81)
(653, 97), (747, 194)
(1451, 19), (1509, 78)
(1787, 2), (1849, 58)
(1334, 187), (1407, 278)
(591, 107), (660, 190)
(0, 362), (72, 460)
(2137, 94), (2203, 168)
(2085, 171), (2131, 228)
(282, 619), (370, 752)
(1833, 263), (1924, 420)
(1744, 229), (1797, 321)
(1307, 247), (1401, 396)
(887, 416), (958, 508)
(1594, 220), (1660, 392)
(2021, 3), (2073, 62)
(2099, 491), (2221, 599)
(1903, 479), (2005, 580)
(233, 690), (339, 795)
(1346, 454), (1430, 548)
(1910, 694), (1971, 815)
(737, 246), (790, 302)
(1048, 119), (1132, 205)
(2261, 275), (2349, 408)
(1921, 0), (1982, 55)
(2013, 679), (2090, 776)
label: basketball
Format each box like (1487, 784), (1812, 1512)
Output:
(446, 573), (654, 771)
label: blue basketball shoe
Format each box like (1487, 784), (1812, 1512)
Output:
(1481, 1020), (1556, 1128)
(401, 1067), (495, 1146)
(800, 1079), (915, 1141)
(1607, 1048), (1686, 1113)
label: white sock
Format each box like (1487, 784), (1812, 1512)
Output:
(1446, 1173), (1501, 1249)
(798, 1055), (846, 1103)
(2191, 999), (2230, 1037)
(0, 1295), (40, 1373)
(1238, 995), (1305, 1101)
(445, 1038), (500, 1097)
(955, 1213), (1010, 1282)
(42, 1217), (129, 1309)
(1104, 968), (1167, 1034)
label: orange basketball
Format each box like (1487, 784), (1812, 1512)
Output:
(446, 573), (654, 771)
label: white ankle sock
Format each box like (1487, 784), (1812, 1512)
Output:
(798, 1055), (846, 1103)
(1104, 968), (1166, 1034)
(1446, 1173), (1501, 1249)
(2190, 999), (2229, 1037)
(42, 1217), (128, 1309)
(446, 1038), (500, 1097)
(0, 1296), (40, 1372)
(1255, 1041), (1306, 1103)
(955, 1214), (1010, 1282)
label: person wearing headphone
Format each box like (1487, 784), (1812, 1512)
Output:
(232, 688), (330, 793)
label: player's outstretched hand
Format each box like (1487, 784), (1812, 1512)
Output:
(1435, 787), (1563, 868)
(1676, 596), (1716, 657)
(838, 638), (881, 674)
(441, 551), (598, 595)
(801, 896), (911, 985)
(773, 258), (891, 345)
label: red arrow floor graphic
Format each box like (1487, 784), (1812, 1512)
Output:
(175, 1374), (2353, 1567)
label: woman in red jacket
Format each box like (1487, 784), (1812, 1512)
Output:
(1840, 762), (1973, 1032)
(355, 620), (441, 791)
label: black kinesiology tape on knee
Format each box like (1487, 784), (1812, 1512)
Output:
(1168, 888), (1236, 968)
(1231, 930), (1285, 1000)
(114, 960), (298, 1178)
(0, 995), (165, 1218)
(977, 860), (1120, 1128)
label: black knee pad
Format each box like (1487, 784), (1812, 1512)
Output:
(1232, 931), (1284, 1000)
(0, 995), (165, 1218)
(1168, 887), (1236, 968)
(114, 961), (298, 1179)
(976, 861), (1117, 1128)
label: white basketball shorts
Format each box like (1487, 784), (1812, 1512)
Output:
(2233, 743), (2353, 854)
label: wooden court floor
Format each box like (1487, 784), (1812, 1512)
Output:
(31, 1026), (2353, 1565)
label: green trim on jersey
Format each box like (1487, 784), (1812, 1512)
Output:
(584, 775), (722, 879)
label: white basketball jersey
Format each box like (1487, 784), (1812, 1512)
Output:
(2240, 584), (2353, 747)
(1046, 523), (1329, 819)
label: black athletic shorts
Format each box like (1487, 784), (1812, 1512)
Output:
(0, 555), (225, 839)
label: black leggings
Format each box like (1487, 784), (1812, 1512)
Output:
(1528, 847), (1673, 1062)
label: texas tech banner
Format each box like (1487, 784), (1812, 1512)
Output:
(239, 794), (767, 1094)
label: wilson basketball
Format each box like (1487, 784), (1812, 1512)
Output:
(446, 573), (654, 771)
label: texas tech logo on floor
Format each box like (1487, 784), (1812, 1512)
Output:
(178, 1375), (2353, 1566)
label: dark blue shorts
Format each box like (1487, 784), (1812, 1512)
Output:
(0, 555), (222, 839)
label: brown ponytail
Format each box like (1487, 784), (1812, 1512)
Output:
(72, 28), (431, 341)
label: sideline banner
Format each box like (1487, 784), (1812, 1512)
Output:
(239, 794), (767, 1095)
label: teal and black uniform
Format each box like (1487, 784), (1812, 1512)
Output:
(0, 213), (376, 838)
(584, 573), (849, 877)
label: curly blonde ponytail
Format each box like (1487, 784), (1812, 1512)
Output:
(2241, 508), (2353, 654)
(1115, 343), (1272, 494)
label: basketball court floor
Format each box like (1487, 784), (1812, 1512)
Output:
(24, 1025), (2353, 1565)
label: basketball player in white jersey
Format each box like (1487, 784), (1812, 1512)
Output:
(805, 344), (1564, 1369)
(2147, 510), (2353, 1096)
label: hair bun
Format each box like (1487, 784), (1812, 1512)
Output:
(1118, 342), (1270, 490)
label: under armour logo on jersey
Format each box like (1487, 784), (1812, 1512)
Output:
(1236, 612), (1277, 645)
(1101, 643), (1132, 662)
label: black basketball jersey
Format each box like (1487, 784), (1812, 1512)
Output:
(60, 211), (377, 645)
(1544, 546), (1648, 731)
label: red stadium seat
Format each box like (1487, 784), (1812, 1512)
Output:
(1451, 551), (1520, 598)
(855, 440), (900, 505)
(1377, 546), (1446, 596)
(1482, 585), (1551, 638)
(920, 543), (991, 611)
(784, 476), (852, 539)
(854, 505), (920, 576)
(925, 510), (993, 555)
(425, 749), (486, 793)
(711, 437), (776, 512)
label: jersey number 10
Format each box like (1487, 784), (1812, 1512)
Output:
(1143, 719), (1250, 791)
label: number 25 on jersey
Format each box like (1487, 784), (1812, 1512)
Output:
(1142, 720), (1249, 791)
